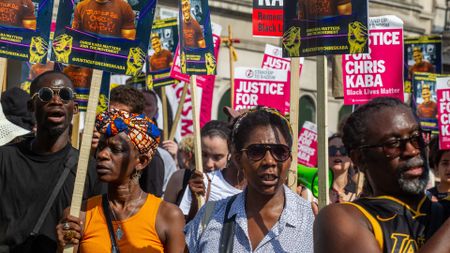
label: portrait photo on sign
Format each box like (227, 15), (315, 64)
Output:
(70, 0), (137, 39)
(51, 0), (156, 74)
(180, 0), (206, 49)
(0, 0), (37, 29)
(0, 0), (52, 63)
(406, 45), (439, 79)
(297, 0), (352, 20)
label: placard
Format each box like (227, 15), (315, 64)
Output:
(51, 0), (156, 74)
(252, 0), (283, 37)
(404, 36), (442, 93)
(0, 0), (53, 63)
(436, 77), (450, 150)
(146, 18), (178, 88)
(297, 121), (318, 168)
(282, 0), (369, 57)
(233, 67), (289, 114)
(178, 0), (216, 75)
(343, 16), (404, 105)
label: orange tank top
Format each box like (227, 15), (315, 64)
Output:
(80, 194), (164, 253)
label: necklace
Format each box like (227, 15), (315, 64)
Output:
(108, 190), (144, 240)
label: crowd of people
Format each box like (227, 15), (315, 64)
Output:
(0, 70), (449, 252)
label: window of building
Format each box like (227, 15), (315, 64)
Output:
(299, 95), (316, 132)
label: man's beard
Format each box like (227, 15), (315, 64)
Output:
(397, 156), (429, 195)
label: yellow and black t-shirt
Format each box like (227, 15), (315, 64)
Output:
(345, 195), (447, 253)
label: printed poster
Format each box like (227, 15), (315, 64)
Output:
(412, 72), (446, 132)
(297, 121), (318, 168)
(178, 0), (216, 75)
(146, 18), (178, 88)
(51, 0), (156, 75)
(404, 36), (442, 93)
(436, 77), (450, 150)
(343, 16), (404, 105)
(171, 23), (221, 82)
(0, 0), (53, 63)
(252, 0), (283, 37)
(63, 65), (93, 111)
(282, 0), (369, 57)
(233, 67), (289, 115)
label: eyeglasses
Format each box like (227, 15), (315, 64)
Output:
(31, 87), (76, 103)
(358, 132), (423, 158)
(241, 144), (291, 162)
(329, 146), (347, 156)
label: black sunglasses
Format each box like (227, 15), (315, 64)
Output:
(241, 144), (291, 162)
(358, 132), (423, 158)
(31, 87), (76, 103)
(329, 146), (347, 156)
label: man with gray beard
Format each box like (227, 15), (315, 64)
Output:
(314, 97), (450, 253)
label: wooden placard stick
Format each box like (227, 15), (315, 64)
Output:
(189, 75), (204, 207)
(71, 113), (80, 149)
(317, 56), (330, 209)
(161, 86), (169, 140)
(169, 82), (189, 141)
(63, 69), (103, 253)
(0, 57), (7, 93)
(289, 58), (300, 192)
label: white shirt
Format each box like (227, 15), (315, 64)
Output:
(157, 147), (177, 193)
(179, 169), (242, 215)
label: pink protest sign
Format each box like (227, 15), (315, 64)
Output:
(343, 16), (404, 105)
(261, 44), (303, 73)
(233, 67), (289, 114)
(297, 121), (318, 167)
(436, 77), (450, 150)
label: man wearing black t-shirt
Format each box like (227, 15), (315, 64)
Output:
(0, 71), (100, 253)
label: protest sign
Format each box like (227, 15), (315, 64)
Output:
(297, 121), (318, 168)
(261, 44), (303, 73)
(252, 0), (283, 37)
(147, 18), (178, 88)
(282, 0), (368, 57)
(343, 16), (404, 105)
(412, 72), (445, 132)
(171, 23), (221, 82)
(404, 36), (442, 93)
(178, 0), (216, 75)
(233, 67), (289, 114)
(64, 65), (93, 111)
(0, 0), (52, 63)
(51, 0), (156, 75)
(436, 77), (450, 150)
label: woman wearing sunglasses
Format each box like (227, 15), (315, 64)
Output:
(185, 107), (314, 252)
(329, 134), (361, 203)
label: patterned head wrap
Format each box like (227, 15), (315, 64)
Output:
(95, 109), (161, 158)
(231, 106), (292, 144)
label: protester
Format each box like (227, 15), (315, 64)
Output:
(427, 137), (450, 201)
(164, 134), (196, 206)
(0, 103), (30, 146)
(329, 134), (358, 203)
(185, 107), (314, 252)
(314, 97), (450, 252)
(179, 120), (244, 222)
(0, 71), (100, 252)
(104, 85), (176, 197)
(1, 87), (35, 131)
(140, 88), (177, 192)
(56, 110), (185, 252)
